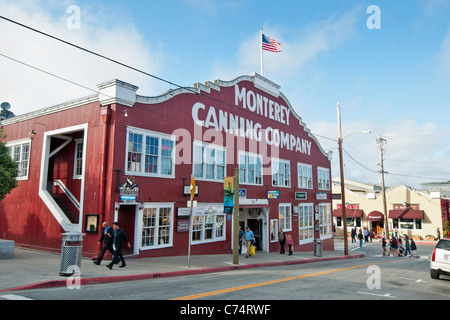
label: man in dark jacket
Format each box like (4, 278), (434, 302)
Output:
(93, 222), (114, 265)
(107, 222), (131, 269)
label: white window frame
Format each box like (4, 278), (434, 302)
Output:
(298, 203), (314, 245)
(319, 203), (332, 239)
(278, 203), (292, 232)
(191, 206), (226, 244)
(125, 127), (175, 178)
(270, 219), (279, 242)
(317, 167), (330, 190)
(297, 162), (313, 189)
(6, 138), (31, 180)
(73, 138), (83, 179)
(271, 158), (291, 187)
(139, 202), (174, 250)
(193, 141), (226, 182)
(238, 151), (263, 185)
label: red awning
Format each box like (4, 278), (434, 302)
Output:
(388, 210), (424, 219)
(333, 209), (363, 218)
(367, 211), (384, 221)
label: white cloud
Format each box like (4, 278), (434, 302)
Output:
(311, 117), (450, 189)
(210, 9), (359, 83)
(0, 1), (164, 116)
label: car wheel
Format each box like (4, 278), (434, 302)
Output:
(430, 269), (440, 279)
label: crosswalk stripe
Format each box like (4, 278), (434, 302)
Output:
(0, 294), (33, 300)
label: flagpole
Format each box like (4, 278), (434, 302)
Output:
(260, 28), (264, 76)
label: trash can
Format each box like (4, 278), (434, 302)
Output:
(59, 232), (85, 276)
(314, 239), (323, 257)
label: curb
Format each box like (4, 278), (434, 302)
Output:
(0, 254), (364, 292)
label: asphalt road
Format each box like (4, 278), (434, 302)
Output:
(1, 240), (448, 304)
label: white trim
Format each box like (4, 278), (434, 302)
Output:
(271, 157), (291, 188)
(192, 141), (226, 183)
(297, 162), (313, 189)
(125, 126), (176, 178)
(6, 138), (32, 180)
(138, 202), (175, 251)
(38, 123), (88, 232)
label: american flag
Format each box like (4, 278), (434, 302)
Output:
(262, 33), (281, 52)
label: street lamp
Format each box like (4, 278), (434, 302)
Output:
(337, 102), (371, 256)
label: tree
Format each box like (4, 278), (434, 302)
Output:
(0, 129), (18, 201)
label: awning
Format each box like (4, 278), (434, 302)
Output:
(367, 211), (384, 221)
(388, 209), (424, 219)
(333, 209), (363, 218)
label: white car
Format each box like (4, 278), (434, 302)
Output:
(430, 238), (450, 279)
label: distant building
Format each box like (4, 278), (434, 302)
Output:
(0, 74), (334, 258)
(332, 178), (447, 239)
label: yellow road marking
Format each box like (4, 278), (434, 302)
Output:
(172, 258), (414, 300)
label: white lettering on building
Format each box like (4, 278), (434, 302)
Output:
(191, 85), (311, 156)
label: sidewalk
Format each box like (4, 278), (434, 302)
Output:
(0, 246), (363, 292)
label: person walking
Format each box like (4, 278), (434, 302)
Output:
(410, 238), (417, 257)
(382, 236), (387, 255)
(278, 229), (286, 254)
(358, 229), (363, 248)
(238, 226), (244, 255)
(287, 234), (294, 255)
(351, 227), (356, 243)
(437, 227), (441, 240)
(107, 222), (131, 269)
(404, 236), (411, 257)
(242, 226), (255, 258)
(93, 222), (114, 265)
(363, 228), (369, 243)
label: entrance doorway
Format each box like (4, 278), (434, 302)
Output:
(116, 204), (137, 255)
(247, 219), (263, 250)
(371, 221), (384, 236)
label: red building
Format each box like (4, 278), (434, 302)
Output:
(0, 73), (333, 258)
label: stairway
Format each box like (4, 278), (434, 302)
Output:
(52, 195), (79, 224)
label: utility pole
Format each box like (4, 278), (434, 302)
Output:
(233, 168), (240, 265)
(377, 136), (389, 241)
(337, 103), (348, 256)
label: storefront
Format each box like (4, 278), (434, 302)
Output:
(0, 73), (334, 258)
(332, 179), (445, 240)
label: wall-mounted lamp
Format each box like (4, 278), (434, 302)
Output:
(124, 110), (128, 117)
(29, 122), (48, 136)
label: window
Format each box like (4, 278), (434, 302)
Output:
(279, 203), (292, 231)
(272, 158), (290, 187)
(270, 219), (278, 242)
(191, 206), (226, 243)
(318, 167), (330, 190)
(6, 139), (31, 180)
(297, 163), (312, 189)
(126, 128), (175, 177)
(298, 203), (314, 244)
(193, 142), (225, 182)
(141, 204), (173, 249)
(319, 203), (332, 239)
(239, 152), (262, 185)
(73, 139), (83, 178)
(392, 218), (422, 231)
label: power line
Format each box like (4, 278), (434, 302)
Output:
(0, 15), (186, 92)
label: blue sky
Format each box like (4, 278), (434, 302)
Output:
(1, 0), (450, 189)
